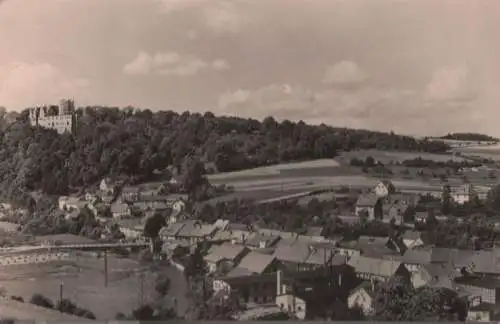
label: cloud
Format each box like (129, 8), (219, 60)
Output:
(323, 60), (368, 86)
(156, 0), (251, 34)
(425, 64), (474, 102)
(217, 83), (479, 136)
(123, 51), (230, 77)
(0, 61), (89, 111)
(202, 2), (251, 34)
(186, 30), (199, 40)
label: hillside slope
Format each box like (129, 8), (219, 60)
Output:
(0, 107), (449, 205)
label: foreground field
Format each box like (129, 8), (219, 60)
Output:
(0, 254), (157, 319)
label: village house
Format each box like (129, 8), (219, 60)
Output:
(455, 276), (500, 318)
(226, 252), (280, 278)
(401, 247), (475, 274)
(470, 248), (500, 279)
(162, 239), (190, 258)
(411, 263), (456, 288)
(167, 210), (189, 226)
(204, 243), (251, 274)
(213, 252), (281, 299)
(450, 184), (476, 205)
(347, 255), (411, 283)
(273, 238), (340, 271)
(173, 220), (218, 244)
(414, 211), (429, 224)
(382, 203), (408, 225)
(164, 194), (188, 211)
(337, 236), (404, 258)
(305, 226), (326, 241)
(245, 232), (281, 249)
(119, 219), (144, 239)
(355, 194), (382, 221)
(139, 182), (166, 197)
(58, 196), (85, 211)
(0, 221), (20, 234)
(401, 230), (424, 250)
(84, 192), (97, 202)
(386, 193), (420, 206)
(467, 303), (500, 322)
(210, 222), (254, 244)
(99, 177), (116, 195)
(110, 201), (132, 218)
(159, 222), (186, 241)
(121, 186), (141, 202)
(373, 180), (396, 198)
(347, 281), (375, 315)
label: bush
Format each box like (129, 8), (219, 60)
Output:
(30, 293), (54, 309)
(10, 296), (24, 302)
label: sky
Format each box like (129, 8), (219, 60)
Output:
(0, 0), (499, 136)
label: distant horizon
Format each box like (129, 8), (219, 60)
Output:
(4, 101), (499, 140)
(1, 0), (499, 136)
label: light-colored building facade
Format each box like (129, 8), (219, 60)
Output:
(29, 99), (76, 134)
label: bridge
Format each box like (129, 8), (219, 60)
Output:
(0, 242), (150, 254)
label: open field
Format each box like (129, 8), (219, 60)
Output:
(208, 159), (343, 181)
(335, 149), (464, 164)
(0, 253), (158, 319)
(207, 156), (460, 204)
(455, 144), (500, 161)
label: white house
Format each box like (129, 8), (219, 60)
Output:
(401, 231), (424, 250)
(347, 281), (375, 315)
(374, 180), (395, 198)
(450, 184), (475, 205)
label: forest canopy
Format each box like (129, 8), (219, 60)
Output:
(0, 106), (450, 205)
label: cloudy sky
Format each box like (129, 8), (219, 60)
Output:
(0, 0), (499, 136)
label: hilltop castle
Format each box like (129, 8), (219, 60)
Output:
(29, 99), (76, 134)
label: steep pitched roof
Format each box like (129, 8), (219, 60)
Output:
(401, 230), (422, 241)
(236, 252), (277, 274)
(205, 244), (249, 264)
(348, 255), (405, 278)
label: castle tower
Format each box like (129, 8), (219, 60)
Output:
(59, 99), (73, 116)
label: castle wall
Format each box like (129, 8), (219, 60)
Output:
(28, 100), (76, 134)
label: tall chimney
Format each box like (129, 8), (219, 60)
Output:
(276, 270), (282, 296)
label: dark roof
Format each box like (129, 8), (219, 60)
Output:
(402, 247), (475, 265)
(401, 230), (422, 241)
(455, 276), (500, 289)
(245, 233), (281, 247)
(306, 226), (324, 237)
(356, 194), (380, 207)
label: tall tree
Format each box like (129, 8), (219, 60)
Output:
(441, 185), (453, 215)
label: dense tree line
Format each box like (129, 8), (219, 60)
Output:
(440, 132), (498, 142)
(401, 157), (481, 169)
(0, 107), (449, 207)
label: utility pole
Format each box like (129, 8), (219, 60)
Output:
(59, 280), (64, 311)
(104, 249), (108, 287)
(138, 270), (145, 308)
